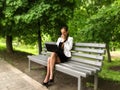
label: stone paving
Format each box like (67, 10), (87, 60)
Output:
(0, 58), (48, 90)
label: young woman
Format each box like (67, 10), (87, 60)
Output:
(43, 25), (73, 87)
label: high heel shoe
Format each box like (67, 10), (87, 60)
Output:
(49, 79), (54, 82)
(42, 82), (49, 87)
(49, 79), (54, 85)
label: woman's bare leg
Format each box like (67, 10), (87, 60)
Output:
(49, 52), (61, 79)
(43, 57), (51, 83)
(43, 52), (61, 83)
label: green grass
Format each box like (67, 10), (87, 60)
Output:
(14, 45), (38, 55)
(0, 43), (6, 50)
(99, 58), (120, 82)
(0, 42), (38, 55)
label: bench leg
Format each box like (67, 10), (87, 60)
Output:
(78, 77), (82, 90)
(94, 74), (98, 90)
(28, 60), (31, 72)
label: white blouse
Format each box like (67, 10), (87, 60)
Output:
(56, 36), (73, 57)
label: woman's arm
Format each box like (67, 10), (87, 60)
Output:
(64, 37), (73, 51)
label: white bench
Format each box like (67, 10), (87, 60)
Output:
(27, 42), (106, 90)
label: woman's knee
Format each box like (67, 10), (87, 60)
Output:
(51, 52), (57, 57)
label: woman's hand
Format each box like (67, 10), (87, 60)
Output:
(61, 43), (64, 49)
(61, 35), (67, 41)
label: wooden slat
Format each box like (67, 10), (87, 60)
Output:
(28, 55), (48, 61)
(28, 55), (48, 66)
(64, 62), (97, 72)
(68, 61), (100, 71)
(56, 64), (87, 77)
(72, 52), (104, 60)
(60, 63), (92, 75)
(75, 43), (106, 48)
(70, 57), (102, 67)
(29, 58), (47, 66)
(73, 47), (105, 54)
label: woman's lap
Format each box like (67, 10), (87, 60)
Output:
(55, 51), (68, 63)
(49, 52), (68, 63)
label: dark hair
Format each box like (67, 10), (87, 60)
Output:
(61, 25), (68, 31)
(60, 25), (69, 40)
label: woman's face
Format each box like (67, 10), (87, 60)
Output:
(61, 28), (68, 37)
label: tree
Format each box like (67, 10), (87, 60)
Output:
(69, 0), (115, 42)
(0, 0), (75, 54)
(14, 0), (75, 54)
(79, 0), (120, 62)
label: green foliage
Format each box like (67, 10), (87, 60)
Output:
(1, 0), (26, 25)
(0, 0), (75, 47)
(80, 0), (120, 43)
(69, 0), (115, 42)
(14, 2), (50, 24)
(39, 0), (75, 40)
(68, 7), (88, 42)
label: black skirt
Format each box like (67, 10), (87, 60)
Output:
(56, 42), (69, 63)
(55, 50), (69, 63)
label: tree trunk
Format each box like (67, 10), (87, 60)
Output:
(106, 42), (111, 62)
(6, 35), (13, 53)
(38, 22), (42, 54)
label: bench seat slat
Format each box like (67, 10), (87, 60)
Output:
(65, 62), (98, 72)
(28, 55), (48, 66)
(60, 63), (93, 75)
(56, 64), (87, 77)
(68, 61), (100, 71)
(28, 55), (48, 60)
(30, 58), (47, 66)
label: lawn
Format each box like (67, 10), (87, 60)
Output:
(0, 41), (38, 55)
(99, 57), (120, 82)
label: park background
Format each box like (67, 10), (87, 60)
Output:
(0, 0), (120, 90)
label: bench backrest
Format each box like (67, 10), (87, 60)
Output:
(71, 43), (106, 68)
(44, 42), (106, 68)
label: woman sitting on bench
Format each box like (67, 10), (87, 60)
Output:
(42, 25), (73, 87)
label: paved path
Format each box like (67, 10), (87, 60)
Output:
(0, 58), (48, 90)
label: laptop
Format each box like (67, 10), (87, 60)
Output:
(45, 43), (59, 52)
